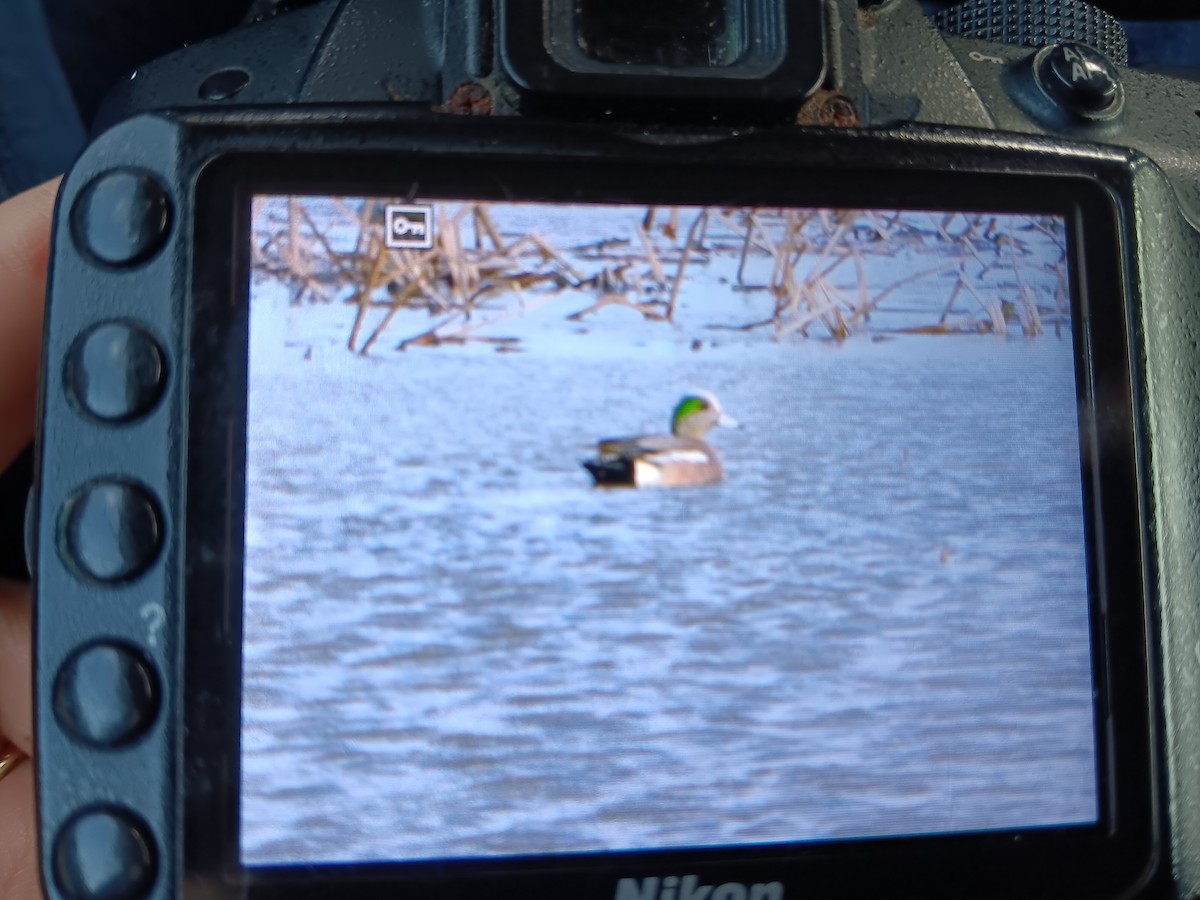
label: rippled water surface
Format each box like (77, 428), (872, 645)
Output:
(241, 321), (1096, 865)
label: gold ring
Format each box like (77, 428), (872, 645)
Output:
(0, 741), (28, 784)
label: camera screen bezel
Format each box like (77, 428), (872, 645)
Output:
(183, 142), (1157, 900)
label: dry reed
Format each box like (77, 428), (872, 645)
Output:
(250, 199), (1070, 351)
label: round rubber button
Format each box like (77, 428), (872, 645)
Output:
(71, 170), (171, 267)
(53, 808), (156, 900)
(1033, 42), (1122, 118)
(54, 643), (159, 748)
(62, 482), (162, 583)
(67, 323), (166, 423)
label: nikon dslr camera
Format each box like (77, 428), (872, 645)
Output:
(30, 0), (1200, 898)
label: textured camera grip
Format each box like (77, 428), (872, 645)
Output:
(933, 0), (1128, 65)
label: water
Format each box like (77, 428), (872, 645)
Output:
(240, 328), (1097, 865)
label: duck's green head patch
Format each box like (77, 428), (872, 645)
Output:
(671, 396), (709, 433)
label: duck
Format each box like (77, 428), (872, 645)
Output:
(582, 391), (738, 488)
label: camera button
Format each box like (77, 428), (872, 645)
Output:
(1033, 42), (1122, 119)
(53, 808), (156, 900)
(71, 170), (172, 267)
(67, 322), (166, 423)
(62, 482), (163, 583)
(54, 643), (159, 748)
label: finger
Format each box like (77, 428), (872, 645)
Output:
(0, 581), (33, 755)
(0, 760), (42, 900)
(0, 176), (60, 473)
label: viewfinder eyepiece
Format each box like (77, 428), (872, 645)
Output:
(574, 0), (748, 68)
(500, 0), (826, 110)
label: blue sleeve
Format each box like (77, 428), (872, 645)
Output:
(0, 0), (85, 200)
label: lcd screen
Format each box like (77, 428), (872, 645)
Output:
(239, 196), (1097, 867)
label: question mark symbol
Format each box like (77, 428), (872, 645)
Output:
(140, 603), (166, 648)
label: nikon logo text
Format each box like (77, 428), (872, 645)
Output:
(615, 875), (783, 900)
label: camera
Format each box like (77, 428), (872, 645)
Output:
(29, 1), (1200, 899)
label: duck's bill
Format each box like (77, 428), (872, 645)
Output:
(718, 412), (740, 429)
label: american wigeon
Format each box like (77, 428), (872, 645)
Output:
(582, 391), (738, 488)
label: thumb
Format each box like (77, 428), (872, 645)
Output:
(0, 579), (38, 900)
(0, 762), (40, 900)
(0, 176), (60, 473)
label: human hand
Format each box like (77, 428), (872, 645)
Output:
(0, 176), (60, 900)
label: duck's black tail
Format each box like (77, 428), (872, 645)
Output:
(582, 458), (635, 487)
